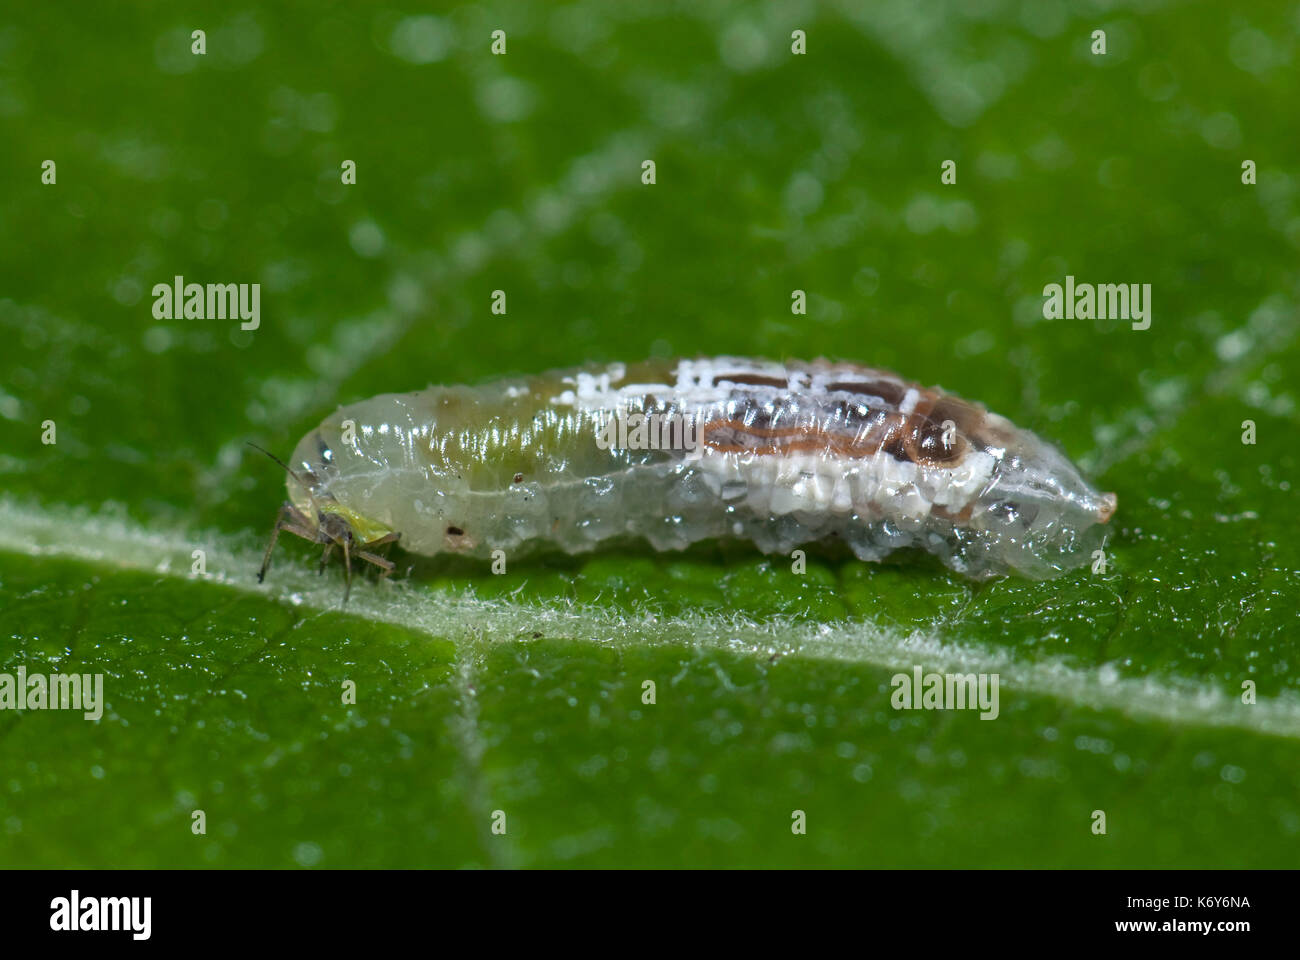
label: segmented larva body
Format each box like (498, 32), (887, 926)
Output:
(280, 357), (1116, 581)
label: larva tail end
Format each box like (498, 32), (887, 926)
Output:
(1097, 492), (1118, 523)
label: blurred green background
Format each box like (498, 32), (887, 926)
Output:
(1, 0), (1297, 867)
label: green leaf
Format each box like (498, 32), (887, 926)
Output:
(2, 1), (1297, 867)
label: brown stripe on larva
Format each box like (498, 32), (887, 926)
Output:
(824, 379), (909, 407)
(701, 384), (967, 467)
(925, 394), (986, 436)
(701, 417), (910, 461)
(711, 372), (789, 388)
(893, 391), (967, 465)
(895, 418), (966, 464)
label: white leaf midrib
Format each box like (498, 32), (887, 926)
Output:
(1, 495), (1297, 740)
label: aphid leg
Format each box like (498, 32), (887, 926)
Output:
(317, 542), (334, 575)
(368, 532), (400, 567)
(258, 503), (318, 583)
(357, 550), (396, 581)
(343, 531), (401, 582)
(341, 536), (353, 605)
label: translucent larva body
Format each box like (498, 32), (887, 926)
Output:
(274, 357), (1116, 582)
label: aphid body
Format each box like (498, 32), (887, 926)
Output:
(261, 357), (1116, 586)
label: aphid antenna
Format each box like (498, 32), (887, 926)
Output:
(246, 441), (312, 491)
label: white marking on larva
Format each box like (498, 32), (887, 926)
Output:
(276, 358), (1116, 580)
